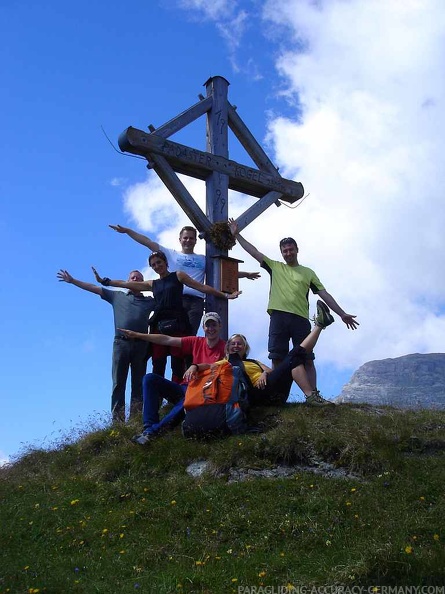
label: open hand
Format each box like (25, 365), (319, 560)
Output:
(91, 266), (104, 283)
(117, 328), (138, 339)
(227, 290), (242, 300)
(228, 218), (238, 237)
(254, 371), (268, 389)
(57, 269), (72, 283)
(183, 365), (198, 383)
(109, 224), (128, 234)
(341, 314), (360, 330)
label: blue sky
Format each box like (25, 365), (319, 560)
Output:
(2, 0), (444, 464)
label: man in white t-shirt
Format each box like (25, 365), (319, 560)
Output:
(110, 224), (259, 335)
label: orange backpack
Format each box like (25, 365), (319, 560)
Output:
(184, 360), (249, 411)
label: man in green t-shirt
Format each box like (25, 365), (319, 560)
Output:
(228, 219), (359, 404)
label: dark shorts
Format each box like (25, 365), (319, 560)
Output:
(182, 295), (205, 336)
(268, 311), (314, 362)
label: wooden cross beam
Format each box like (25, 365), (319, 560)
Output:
(118, 76), (304, 337)
(119, 128), (303, 202)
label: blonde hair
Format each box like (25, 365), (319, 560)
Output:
(225, 333), (250, 359)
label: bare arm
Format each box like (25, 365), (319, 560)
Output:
(91, 267), (153, 292)
(228, 218), (265, 264)
(177, 271), (241, 300)
(117, 329), (182, 347)
(109, 224), (160, 251)
(238, 271), (261, 280)
(57, 269), (103, 296)
(317, 289), (360, 330)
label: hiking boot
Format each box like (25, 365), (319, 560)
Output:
(305, 389), (335, 407)
(313, 300), (334, 329)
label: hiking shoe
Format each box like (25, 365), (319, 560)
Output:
(305, 389), (335, 407)
(313, 300), (334, 329)
(131, 431), (156, 445)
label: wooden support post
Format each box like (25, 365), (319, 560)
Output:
(204, 76), (230, 338)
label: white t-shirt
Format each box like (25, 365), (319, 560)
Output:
(161, 246), (206, 298)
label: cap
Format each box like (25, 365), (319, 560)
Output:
(202, 312), (221, 325)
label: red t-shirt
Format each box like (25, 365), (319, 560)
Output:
(180, 336), (226, 367)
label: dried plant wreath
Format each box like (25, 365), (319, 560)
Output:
(208, 221), (236, 251)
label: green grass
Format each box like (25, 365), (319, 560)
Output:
(1, 403), (445, 593)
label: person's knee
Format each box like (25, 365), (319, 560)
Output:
(143, 373), (161, 389)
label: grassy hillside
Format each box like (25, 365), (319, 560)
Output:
(1, 403), (445, 593)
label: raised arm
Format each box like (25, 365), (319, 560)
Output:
(228, 218), (265, 264)
(91, 267), (153, 292)
(317, 289), (359, 330)
(109, 224), (160, 251)
(177, 271), (241, 300)
(57, 269), (103, 296)
(117, 329), (182, 348)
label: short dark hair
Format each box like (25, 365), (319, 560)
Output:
(148, 250), (168, 266)
(179, 226), (197, 238)
(279, 237), (298, 249)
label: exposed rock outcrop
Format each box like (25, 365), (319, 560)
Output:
(336, 353), (445, 409)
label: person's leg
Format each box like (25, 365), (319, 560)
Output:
(291, 303), (335, 406)
(268, 318), (332, 405)
(170, 342), (187, 384)
(129, 341), (150, 419)
(268, 311), (293, 369)
(170, 354), (186, 384)
(142, 373), (185, 429)
(297, 300), (335, 392)
(183, 296), (204, 336)
(111, 339), (131, 422)
(134, 389), (187, 444)
(287, 314), (314, 387)
(151, 343), (168, 378)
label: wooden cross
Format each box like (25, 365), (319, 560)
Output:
(118, 76), (304, 338)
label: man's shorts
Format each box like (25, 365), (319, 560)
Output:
(268, 310), (314, 362)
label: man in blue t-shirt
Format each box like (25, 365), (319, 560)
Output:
(109, 224), (260, 335)
(57, 268), (154, 422)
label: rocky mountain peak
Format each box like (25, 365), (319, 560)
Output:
(336, 353), (445, 409)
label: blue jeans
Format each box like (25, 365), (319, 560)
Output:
(142, 373), (187, 429)
(112, 338), (150, 421)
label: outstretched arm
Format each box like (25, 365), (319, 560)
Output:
(238, 271), (261, 280)
(118, 329), (182, 348)
(91, 267), (153, 292)
(57, 269), (103, 296)
(317, 289), (359, 330)
(109, 224), (160, 251)
(228, 218), (265, 264)
(177, 271), (241, 300)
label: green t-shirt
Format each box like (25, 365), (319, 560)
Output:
(261, 256), (325, 319)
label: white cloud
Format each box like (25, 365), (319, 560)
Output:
(176, 0), (259, 75)
(0, 451), (10, 467)
(121, 0), (445, 395)
(178, 0), (236, 21)
(259, 0), (445, 369)
(110, 177), (126, 187)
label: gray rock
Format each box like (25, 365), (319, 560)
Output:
(336, 353), (445, 409)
